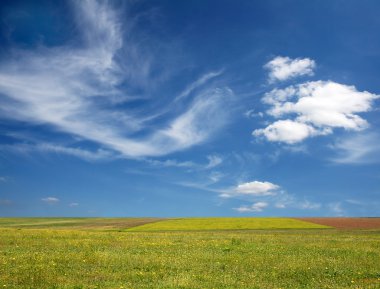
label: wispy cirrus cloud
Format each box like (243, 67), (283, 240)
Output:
(0, 0), (231, 160)
(0, 176), (9, 182)
(145, 158), (196, 168)
(145, 154), (223, 170)
(208, 171), (225, 183)
(327, 202), (345, 216)
(205, 155), (223, 169)
(234, 201), (268, 212)
(155, 88), (233, 154)
(330, 132), (380, 164)
(0, 143), (116, 161)
(174, 70), (224, 102)
(41, 197), (60, 204)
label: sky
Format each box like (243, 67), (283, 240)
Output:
(0, 0), (379, 217)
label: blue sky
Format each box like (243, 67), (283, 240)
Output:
(0, 0), (379, 217)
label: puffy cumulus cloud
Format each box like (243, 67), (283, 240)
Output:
(235, 181), (279, 195)
(220, 180), (321, 213)
(253, 120), (320, 144)
(234, 202), (268, 212)
(41, 197), (60, 204)
(220, 180), (280, 198)
(254, 81), (379, 143)
(267, 81), (377, 129)
(264, 56), (315, 82)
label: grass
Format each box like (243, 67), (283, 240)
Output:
(0, 218), (379, 288)
(0, 218), (163, 230)
(126, 217), (330, 231)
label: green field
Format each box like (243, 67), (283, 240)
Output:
(0, 218), (379, 288)
(126, 217), (329, 231)
(0, 218), (163, 230)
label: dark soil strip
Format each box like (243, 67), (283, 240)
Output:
(295, 217), (380, 229)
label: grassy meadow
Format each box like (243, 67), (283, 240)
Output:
(0, 218), (379, 288)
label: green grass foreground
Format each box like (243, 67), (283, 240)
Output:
(0, 219), (379, 288)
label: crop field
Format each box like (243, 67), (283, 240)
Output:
(0, 218), (380, 289)
(0, 218), (164, 230)
(297, 218), (380, 229)
(126, 217), (329, 231)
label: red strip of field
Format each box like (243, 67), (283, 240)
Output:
(296, 218), (380, 229)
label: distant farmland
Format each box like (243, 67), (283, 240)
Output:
(0, 217), (379, 288)
(126, 217), (329, 231)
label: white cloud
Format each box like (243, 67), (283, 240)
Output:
(328, 202), (345, 216)
(244, 109), (264, 119)
(145, 158), (196, 168)
(0, 143), (115, 162)
(273, 191), (321, 210)
(253, 120), (320, 144)
(156, 88), (233, 154)
(145, 154), (223, 170)
(274, 203), (286, 209)
(299, 200), (321, 210)
(208, 171), (224, 183)
(275, 199), (321, 210)
(262, 86), (297, 104)
(254, 81), (379, 143)
(264, 56), (315, 82)
(0, 1), (232, 159)
(174, 70), (224, 102)
(268, 81), (377, 129)
(39, 144), (115, 161)
(0, 176), (9, 182)
(174, 180), (222, 194)
(41, 197), (60, 204)
(235, 181), (279, 195)
(69, 203), (79, 207)
(330, 133), (380, 164)
(345, 199), (362, 205)
(221, 180), (280, 198)
(205, 155), (223, 169)
(219, 179), (322, 213)
(234, 202), (268, 212)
